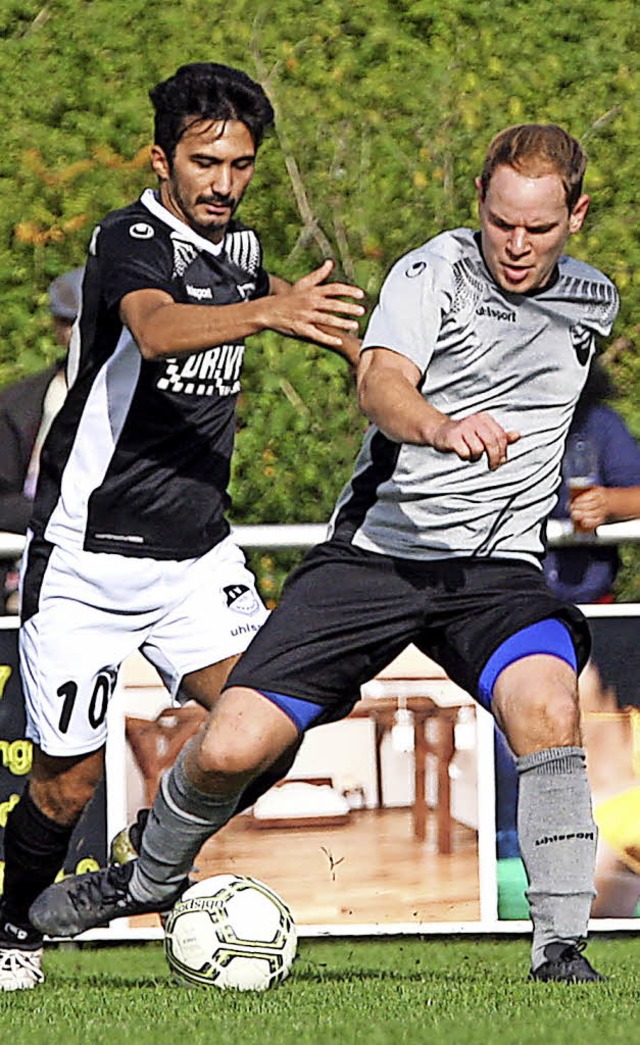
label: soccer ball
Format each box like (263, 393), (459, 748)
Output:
(164, 874), (297, 990)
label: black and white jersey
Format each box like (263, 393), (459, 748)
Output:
(331, 228), (619, 563)
(30, 189), (270, 560)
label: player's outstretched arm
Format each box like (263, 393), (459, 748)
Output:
(358, 347), (519, 470)
(120, 259), (364, 363)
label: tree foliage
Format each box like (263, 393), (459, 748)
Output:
(1, 0), (638, 595)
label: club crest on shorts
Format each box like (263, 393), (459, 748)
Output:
(222, 583), (260, 615)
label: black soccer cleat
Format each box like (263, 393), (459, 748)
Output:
(28, 860), (189, 938)
(530, 941), (605, 983)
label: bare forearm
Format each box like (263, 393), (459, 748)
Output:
(603, 486), (640, 521)
(131, 299), (271, 359)
(358, 366), (447, 444)
(124, 260), (365, 361)
(131, 299), (362, 365)
(357, 348), (520, 468)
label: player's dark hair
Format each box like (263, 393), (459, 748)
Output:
(479, 124), (587, 211)
(150, 63), (274, 163)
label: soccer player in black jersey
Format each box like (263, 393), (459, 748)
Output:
(29, 125), (617, 984)
(0, 62), (364, 991)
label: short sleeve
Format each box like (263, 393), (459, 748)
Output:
(91, 218), (177, 311)
(362, 248), (449, 373)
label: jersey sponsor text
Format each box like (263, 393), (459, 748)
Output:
(157, 344), (245, 396)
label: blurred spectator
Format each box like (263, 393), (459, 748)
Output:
(543, 359), (640, 603)
(0, 267), (84, 612)
(496, 359), (640, 911)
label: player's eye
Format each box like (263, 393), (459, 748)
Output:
(490, 216), (513, 232)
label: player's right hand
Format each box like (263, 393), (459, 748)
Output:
(431, 412), (520, 470)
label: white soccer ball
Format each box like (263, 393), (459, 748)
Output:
(164, 874), (297, 990)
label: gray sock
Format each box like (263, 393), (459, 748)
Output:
(516, 746), (597, 971)
(129, 748), (242, 904)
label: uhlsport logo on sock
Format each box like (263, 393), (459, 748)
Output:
(534, 830), (595, 846)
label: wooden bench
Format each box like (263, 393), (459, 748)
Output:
(357, 645), (474, 853)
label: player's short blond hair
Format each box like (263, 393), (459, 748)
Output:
(479, 124), (587, 211)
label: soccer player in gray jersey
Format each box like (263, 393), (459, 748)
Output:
(32, 125), (619, 983)
(0, 62), (365, 992)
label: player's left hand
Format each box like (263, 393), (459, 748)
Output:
(268, 259), (366, 347)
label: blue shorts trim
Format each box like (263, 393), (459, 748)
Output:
(478, 618), (578, 711)
(257, 689), (324, 732)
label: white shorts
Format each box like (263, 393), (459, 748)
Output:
(19, 534), (269, 756)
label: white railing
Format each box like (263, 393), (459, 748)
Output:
(1, 519), (640, 559)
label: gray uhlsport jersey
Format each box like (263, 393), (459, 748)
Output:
(331, 228), (619, 564)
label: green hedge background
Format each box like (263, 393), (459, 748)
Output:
(1, 0), (638, 599)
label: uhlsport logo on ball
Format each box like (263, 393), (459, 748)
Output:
(164, 874), (297, 990)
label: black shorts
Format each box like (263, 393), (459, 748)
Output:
(226, 537), (590, 724)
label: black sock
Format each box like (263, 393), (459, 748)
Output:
(2, 790), (74, 928)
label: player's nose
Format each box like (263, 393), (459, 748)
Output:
(507, 227), (529, 255)
(211, 165), (232, 196)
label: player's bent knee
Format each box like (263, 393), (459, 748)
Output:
(497, 685), (581, 752)
(196, 715), (295, 784)
(195, 740), (265, 783)
(182, 686), (302, 786)
(29, 777), (98, 825)
(533, 691), (581, 743)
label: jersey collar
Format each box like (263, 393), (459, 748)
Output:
(140, 189), (224, 257)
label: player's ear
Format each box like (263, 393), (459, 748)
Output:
(150, 145), (171, 182)
(568, 194), (590, 234)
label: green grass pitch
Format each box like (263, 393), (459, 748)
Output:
(1, 936), (639, 1045)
